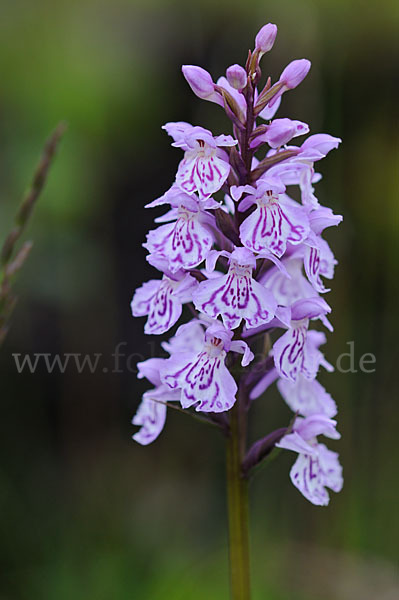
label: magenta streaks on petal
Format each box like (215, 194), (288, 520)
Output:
(303, 235), (337, 293)
(288, 444), (343, 506)
(240, 188), (309, 257)
(161, 327), (238, 413)
(165, 122), (236, 199)
(132, 394), (167, 445)
(193, 250), (276, 330)
(145, 203), (213, 272)
(273, 320), (308, 382)
(131, 274), (196, 335)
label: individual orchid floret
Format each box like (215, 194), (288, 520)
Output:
(132, 358), (180, 445)
(273, 297), (332, 382)
(131, 270), (197, 335)
(144, 194), (214, 273)
(276, 415), (343, 505)
(250, 118), (309, 150)
(193, 247), (277, 330)
(182, 65), (223, 105)
(249, 24), (278, 80)
(226, 64), (247, 91)
(239, 177), (309, 257)
(255, 23), (278, 55)
(280, 59), (311, 90)
(132, 388), (167, 446)
(161, 323), (254, 413)
(182, 64), (246, 125)
(163, 122), (237, 198)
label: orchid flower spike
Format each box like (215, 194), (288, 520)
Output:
(130, 21), (343, 531)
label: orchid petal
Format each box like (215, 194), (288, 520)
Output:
(289, 453), (330, 505)
(161, 348), (237, 413)
(145, 205), (214, 272)
(276, 431), (317, 455)
(132, 393), (167, 445)
(193, 255), (277, 330)
(240, 194), (309, 257)
(230, 340), (254, 366)
(295, 414), (340, 440)
(273, 320), (309, 381)
(277, 376), (337, 417)
(131, 274), (197, 335)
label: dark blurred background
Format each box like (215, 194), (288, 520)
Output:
(0, 0), (398, 598)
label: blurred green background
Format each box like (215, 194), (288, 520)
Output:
(0, 0), (398, 598)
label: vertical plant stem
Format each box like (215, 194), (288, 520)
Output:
(226, 401), (251, 600)
(227, 65), (254, 600)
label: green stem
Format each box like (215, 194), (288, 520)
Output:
(226, 402), (251, 600)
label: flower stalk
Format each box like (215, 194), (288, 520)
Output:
(226, 398), (251, 600)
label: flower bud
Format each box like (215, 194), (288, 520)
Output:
(255, 23), (278, 54)
(265, 119), (296, 148)
(226, 64), (247, 90)
(264, 118), (309, 148)
(279, 59), (311, 89)
(182, 65), (222, 105)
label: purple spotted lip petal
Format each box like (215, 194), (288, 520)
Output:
(133, 357), (181, 446)
(303, 234), (337, 293)
(145, 200), (214, 273)
(273, 320), (309, 382)
(273, 296), (333, 382)
(131, 273), (197, 336)
(276, 416), (343, 506)
(164, 121), (237, 199)
(239, 181), (309, 257)
(161, 325), (237, 413)
(132, 392), (168, 446)
(193, 247), (277, 330)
